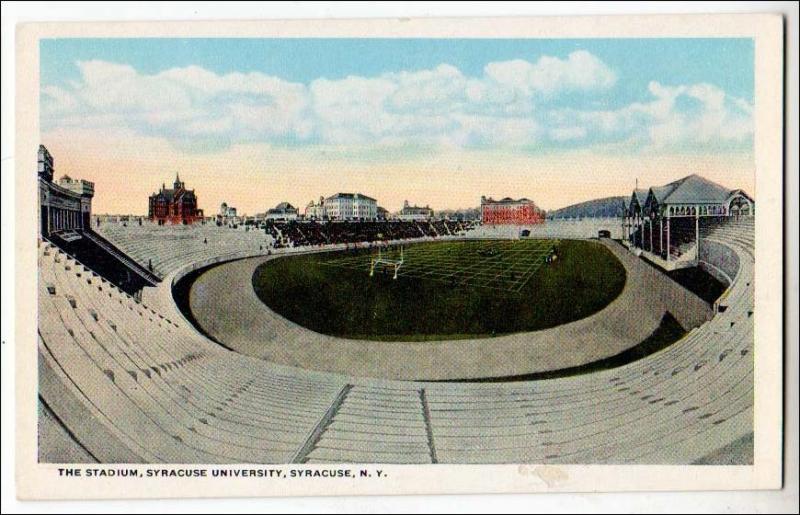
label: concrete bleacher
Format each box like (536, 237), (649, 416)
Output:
(96, 220), (475, 279)
(96, 222), (277, 278)
(38, 216), (754, 464)
(704, 217), (754, 248)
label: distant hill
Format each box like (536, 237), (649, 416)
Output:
(547, 196), (627, 219)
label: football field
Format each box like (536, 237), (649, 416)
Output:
(320, 239), (557, 292)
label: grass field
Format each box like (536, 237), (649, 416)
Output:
(320, 239), (555, 292)
(252, 239), (626, 341)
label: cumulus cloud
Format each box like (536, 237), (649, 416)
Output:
(41, 54), (752, 154)
(547, 81), (753, 151)
(484, 50), (617, 96)
(42, 60), (313, 145)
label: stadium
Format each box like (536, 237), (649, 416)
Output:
(37, 145), (755, 465)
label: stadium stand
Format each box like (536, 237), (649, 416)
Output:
(38, 216), (753, 464)
(96, 219), (476, 278)
(46, 230), (158, 296)
(96, 222), (277, 278)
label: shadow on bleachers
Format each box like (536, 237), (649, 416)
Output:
(38, 216), (754, 464)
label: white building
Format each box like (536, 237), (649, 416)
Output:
(396, 200), (433, 221)
(308, 193), (378, 221)
(217, 201), (239, 225)
(264, 201), (299, 221)
(219, 202), (237, 218)
(305, 196), (328, 220)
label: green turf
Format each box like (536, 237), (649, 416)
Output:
(252, 239), (626, 341)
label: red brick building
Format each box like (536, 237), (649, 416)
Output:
(480, 196), (544, 225)
(148, 174), (203, 225)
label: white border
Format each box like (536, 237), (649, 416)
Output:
(3, 2), (798, 513)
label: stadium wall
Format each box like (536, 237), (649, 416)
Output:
(466, 218), (622, 239)
(698, 239), (741, 287)
(183, 240), (711, 380)
(635, 257), (714, 330)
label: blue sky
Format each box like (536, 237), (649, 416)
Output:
(39, 37), (755, 156)
(41, 37), (754, 109)
(38, 38), (756, 214)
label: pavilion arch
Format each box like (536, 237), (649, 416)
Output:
(728, 192), (754, 217)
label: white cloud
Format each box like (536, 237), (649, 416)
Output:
(547, 81), (753, 151)
(485, 50), (617, 96)
(549, 127), (587, 142)
(44, 60), (314, 144)
(41, 56), (751, 155)
(41, 85), (76, 110)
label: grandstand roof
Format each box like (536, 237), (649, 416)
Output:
(629, 189), (649, 207)
(629, 175), (755, 216)
(650, 174), (751, 205)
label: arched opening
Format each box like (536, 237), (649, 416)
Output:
(729, 195), (753, 217)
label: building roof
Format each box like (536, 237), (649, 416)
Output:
(628, 189), (649, 213)
(630, 189), (648, 203)
(151, 188), (196, 201)
(650, 184), (674, 203)
(274, 202), (296, 211)
(326, 192), (377, 202)
(400, 204), (432, 213)
(151, 174), (196, 201)
(482, 196), (536, 205)
(650, 174), (751, 205)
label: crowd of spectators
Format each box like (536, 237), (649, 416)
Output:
(260, 219), (476, 248)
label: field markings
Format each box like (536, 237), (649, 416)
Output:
(319, 240), (551, 292)
(512, 239), (558, 292)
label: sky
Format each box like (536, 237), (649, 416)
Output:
(39, 38), (755, 215)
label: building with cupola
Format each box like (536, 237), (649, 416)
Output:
(148, 173), (203, 225)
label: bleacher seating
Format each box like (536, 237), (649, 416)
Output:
(97, 222), (277, 278)
(47, 230), (157, 296)
(39, 216), (754, 464)
(96, 220), (476, 279)
(703, 217), (755, 248)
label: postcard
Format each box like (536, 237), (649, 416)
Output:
(14, 13), (784, 499)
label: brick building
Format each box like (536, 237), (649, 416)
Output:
(148, 174), (203, 225)
(480, 196), (544, 225)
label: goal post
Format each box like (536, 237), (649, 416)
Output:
(369, 246), (404, 279)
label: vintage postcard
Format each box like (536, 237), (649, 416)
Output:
(14, 13), (784, 500)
